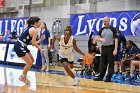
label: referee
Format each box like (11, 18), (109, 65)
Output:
(93, 16), (118, 82)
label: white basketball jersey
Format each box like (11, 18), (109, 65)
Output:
(58, 35), (74, 61)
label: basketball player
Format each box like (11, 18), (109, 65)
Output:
(80, 30), (98, 75)
(52, 26), (86, 86)
(14, 17), (45, 85)
(129, 53), (140, 81)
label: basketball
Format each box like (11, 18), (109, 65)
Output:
(83, 54), (93, 65)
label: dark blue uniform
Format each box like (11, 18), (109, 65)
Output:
(126, 46), (139, 58)
(14, 26), (34, 57)
(114, 32), (126, 61)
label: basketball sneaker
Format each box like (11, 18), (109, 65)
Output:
(135, 75), (140, 83)
(73, 77), (80, 86)
(41, 66), (47, 72)
(111, 72), (119, 82)
(135, 76), (140, 86)
(19, 75), (30, 85)
(124, 76), (134, 85)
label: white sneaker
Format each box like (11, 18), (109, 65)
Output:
(41, 66), (48, 72)
(46, 68), (49, 72)
(73, 77), (80, 86)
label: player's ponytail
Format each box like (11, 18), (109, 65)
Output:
(27, 17), (40, 27)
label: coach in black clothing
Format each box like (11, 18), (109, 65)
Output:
(94, 16), (118, 82)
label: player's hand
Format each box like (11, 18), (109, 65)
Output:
(136, 53), (140, 59)
(83, 54), (88, 58)
(40, 49), (44, 53)
(40, 49), (47, 53)
(113, 49), (117, 56)
(136, 53), (140, 57)
(121, 59), (126, 63)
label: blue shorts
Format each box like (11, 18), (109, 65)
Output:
(114, 52), (122, 61)
(14, 41), (30, 57)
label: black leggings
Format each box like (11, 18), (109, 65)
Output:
(93, 56), (100, 73)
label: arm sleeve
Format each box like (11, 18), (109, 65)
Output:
(110, 26), (118, 38)
(98, 28), (103, 36)
(89, 31), (93, 40)
(88, 32), (93, 49)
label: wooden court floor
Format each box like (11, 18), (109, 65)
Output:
(0, 66), (140, 93)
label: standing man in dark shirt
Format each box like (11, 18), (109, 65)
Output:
(93, 16), (118, 82)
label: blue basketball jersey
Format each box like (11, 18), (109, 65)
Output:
(19, 26), (34, 45)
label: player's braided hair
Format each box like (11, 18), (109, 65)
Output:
(64, 26), (72, 34)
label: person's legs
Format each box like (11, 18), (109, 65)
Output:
(93, 56), (100, 73)
(63, 62), (75, 79)
(136, 60), (140, 81)
(118, 60), (131, 81)
(44, 49), (49, 71)
(121, 60), (130, 73)
(63, 62), (80, 85)
(106, 51), (114, 82)
(28, 52), (34, 62)
(14, 42), (34, 85)
(40, 45), (47, 71)
(41, 54), (46, 70)
(21, 53), (34, 75)
(68, 62), (73, 69)
(116, 52), (122, 73)
(88, 64), (91, 70)
(61, 58), (79, 85)
(99, 46), (108, 78)
(80, 61), (86, 75)
(120, 61), (125, 72)
(130, 60), (139, 77)
(48, 50), (53, 65)
(99, 54), (107, 78)
(87, 64), (92, 75)
(114, 54), (119, 73)
(19, 53), (34, 85)
(112, 61), (120, 82)
(124, 60), (140, 81)
(114, 61), (120, 72)
(93, 54), (107, 81)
